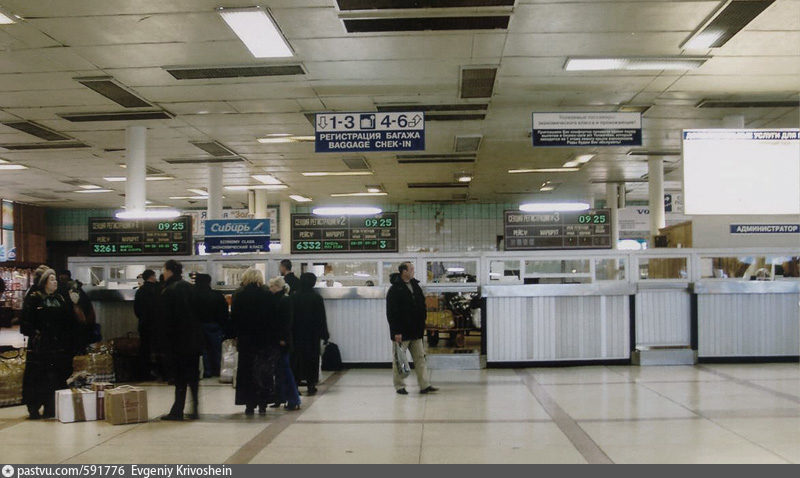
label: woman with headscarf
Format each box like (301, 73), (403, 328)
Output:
(291, 272), (329, 396)
(268, 276), (301, 411)
(21, 266), (86, 419)
(231, 268), (279, 415)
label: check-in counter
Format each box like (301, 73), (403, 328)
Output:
(318, 287), (391, 364)
(482, 283), (634, 364)
(85, 287), (139, 340)
(693, 280), (800, 359)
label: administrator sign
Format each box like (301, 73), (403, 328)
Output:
(532, 112), (642, 147)
(315, 112), (425, 153)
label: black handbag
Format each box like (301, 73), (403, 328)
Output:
(321, 342), (343, 371)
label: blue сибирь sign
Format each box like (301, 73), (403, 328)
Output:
(730, 224), (800, 234)
(315, 112), (425, 153)
(204, 219), (270, 253)
(532, 112), (642, 147)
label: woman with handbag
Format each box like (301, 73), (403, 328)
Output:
(268, 277), (301, 411)
(21, 266), (86, 419)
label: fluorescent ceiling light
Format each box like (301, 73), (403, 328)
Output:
(313, 207), (382, 216)
(290, 194), (312, 203)
(74, 189), (114, 193)
(0, 159), (7, 164)
(576, 154), (595, 163)
(562, 161), (579, 168)
(302, 171), (373, 177)
(508, 168), (580, 174)
(79, 184), (103, 190)
(353, 273), (372, 278)
(103, 176), (174, 182)
(257, 135), (315, 143)
(252, 174), (283, 185)
(0, 164), (27, 170)
(169, 196), (211, 200)
(564, 57), (707, 71)
(116, 209), (181, 220)
(187, 188), (209, 196)
(520, 202), (590, 212)
(457, 175), (473, 183)
(539, 186), (555, 192)
(0, 12), (16, 24)
(366, 187), (382, 193)
(217, 6), (293, 58)
(330, 192), (388, 197)
(224, 184), (288, 191)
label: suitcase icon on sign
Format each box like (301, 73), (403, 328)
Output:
(360, 114), (376, 129)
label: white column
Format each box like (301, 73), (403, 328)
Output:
(247, 190), (256, 216)
(648, 157), (666, 241)
(279, 200), (291, 246)
(606, 183), (619, 249)
(207, 164), (223, 220)
(723, 115), (745, 128)
(125, 126), (147, 213)
(254, 190), (268, 219)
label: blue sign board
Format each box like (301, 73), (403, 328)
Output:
(315, 112), (425, 153)
(205, 219), (270, 237)
(532, 112), (642, 147)
(204, 236), (270, 253)
(730, 224), (800, 234)
(204, 219), (270, 253)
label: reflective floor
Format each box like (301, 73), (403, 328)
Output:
(1, 364), (799, 464)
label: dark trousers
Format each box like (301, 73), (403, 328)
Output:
(275, 352), (301, 407)
(169, 355), (200, 417)
(201, 323), (224, 378)
(138, 327), (153, 380)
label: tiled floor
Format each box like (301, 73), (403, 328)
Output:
(0, 364), (799, 464)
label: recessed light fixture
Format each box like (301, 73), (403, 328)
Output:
(681, 0), (775, 50)
(252, 174), (283, 185)
(116, 209), (181, 220)
(366, 187), (382, 193)
(563, 154), (595, 168)
(330, 192), (388, 197)
(103, 176), (174, 182)
(313, 206), (382, 216)
(257, 135), (315, 143)
(456, 173), (473, 183)
(0, 164), (27, 170)
(539, 186), (555, 192)
(187, 188), (209, 196)
(79, 184), (103, 190)
(564, 57), (708, 71)
(224, 184), (288, 191)
(74, 188), (114, 193)
(508, 168), (580, 174)
(217, 6), (293, 58)
(169, 196), (211, 200)
(289, 194), (312, 203)
(302, 171), (373, 177)
(0, 11), (16, 24)
(520, 202), (590, 212)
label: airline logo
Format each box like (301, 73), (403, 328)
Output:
(205, 219), (270, 237)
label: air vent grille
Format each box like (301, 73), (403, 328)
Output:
(164, 157), (245, 165)
(189, 140), (236, 157)
(59, 111), (173, 122)
(460, 67), (497, 99)
(2, 121), (71, 141)
(427, 113), (486, 121)
(0, 142), (90, 150)
(343, 16), (509, 33)
(454, 135), (482, 152)
(75, 76), (152, 108)
(377, 104), (488, 112)
(165, 65), (305, 80)
(343, 157), (371, 170)
(686, 0), (775, 49)
(697, 99), (799, 108)
(337, 0), (515, 10)
(408, 182), (470, 188)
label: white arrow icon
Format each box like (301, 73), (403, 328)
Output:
(317, 116), (328, 129)
(409, 115), (422, 127)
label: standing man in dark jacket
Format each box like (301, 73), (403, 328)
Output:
(386, 262), (438, 395)
(160, 260), (204, 421)
(279, 259), (300, 296)
(134, 269), (159, 380)
(291, 272), (329, 396)
(193, 274), (229, 378)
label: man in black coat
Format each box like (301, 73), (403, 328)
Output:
(134, 269), (160, 380)
(386, 262), (438, 395)
(279, 259), (300, 296)
(291, 272), (330, 396)
(193, 273), (229, 378)
(160, 260), (204, 420)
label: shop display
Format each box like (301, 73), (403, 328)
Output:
(55, 388), (98, 423)
(105, 386), (148, 425)
(0, 266), (33, 327)
(425, 292), (481, 348)
(0, 348), (24, 407)
(73, 348), (115, 384)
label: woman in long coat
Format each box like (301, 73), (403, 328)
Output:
(231, 268), (279, 415)
(269, 277), (301, 410)
(21, 266), (85, 419)
(291, 272), (329, 396)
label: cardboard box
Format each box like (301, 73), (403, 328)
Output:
(104, 386), (148, 425)
(55, 389), (97, 423)
(91, 383), (115, 420)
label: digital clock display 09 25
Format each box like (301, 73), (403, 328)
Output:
(578, 213), (607, 224)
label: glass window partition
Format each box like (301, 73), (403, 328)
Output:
(594, 257), (627, 281)
(426, 260), (479, 284)
(301, 260), (380, 287)
(488, 260), (522, 283)
(523, 258), (591, 284)
(699, 255), (800, 280)
(638, 257), (689, 280)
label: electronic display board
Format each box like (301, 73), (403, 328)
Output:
(291, 213), (398, 253)
(504, 209), (612, 250)
(89, 216), (192, 256)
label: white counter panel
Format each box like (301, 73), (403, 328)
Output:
(324, 299), (391, 363)
(487, 295), (629, 362)
(698, 293), (800, 357)
(635, 289), (691, 347)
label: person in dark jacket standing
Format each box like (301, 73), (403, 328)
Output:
(21, 266), (85, 419)
(160, 260), (204, 421)
(279, 259), (300, 296)
(231, 268), (279, 415)
(134, 269), (159, 380)
(193, 273), (229, 378)
(291, 272), (329, 396)
(269, 276), (301, 410)
(386, 262), (438, 395)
